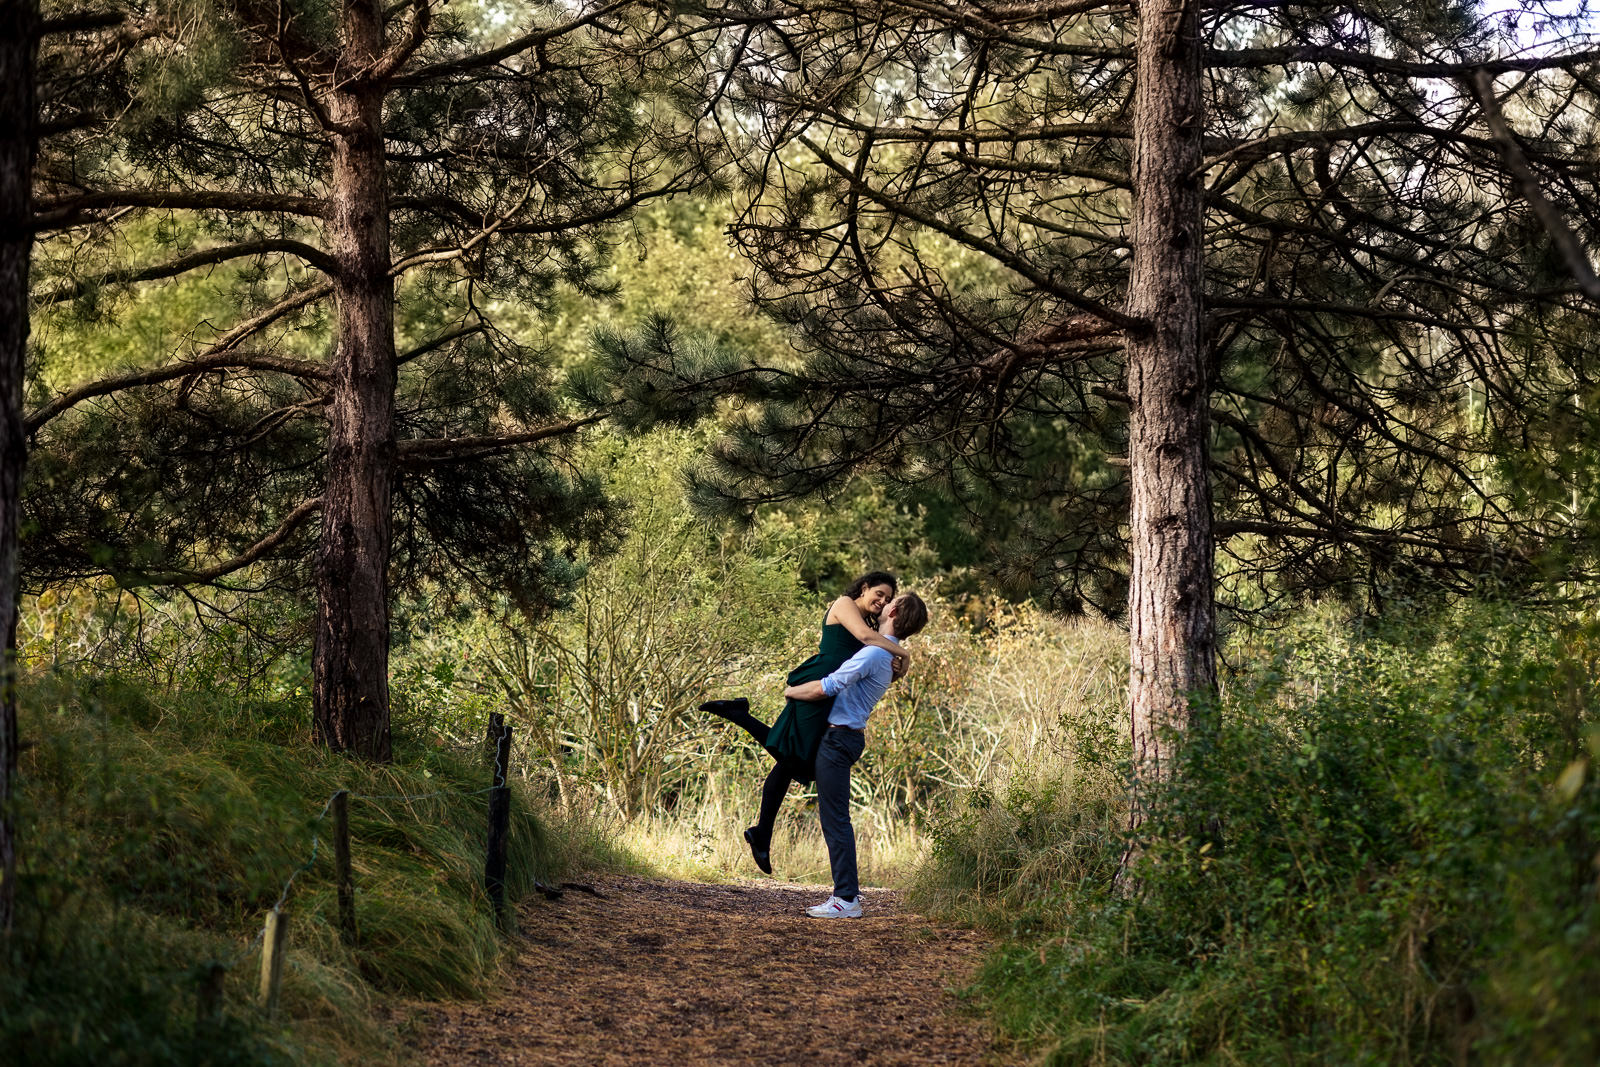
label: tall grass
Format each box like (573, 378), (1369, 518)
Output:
(905, 608), (1128, 922)
(913, 604), (1600, 1064)
(3, 672), (618, 1065)
(615, 603), (1130, 888)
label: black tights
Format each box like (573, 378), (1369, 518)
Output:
(714, 702), (770, 747)
(706, 702), (798, 849)
(751, 765), (792, 848)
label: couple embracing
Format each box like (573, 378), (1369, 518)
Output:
(701, 572), (929, 919)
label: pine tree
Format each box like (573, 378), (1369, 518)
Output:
(0, 0), (39, 935)
(28, 0), (711, 759)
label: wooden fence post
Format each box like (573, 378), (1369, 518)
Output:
(485, 720), (512, 931)
(485, 711), (505, 776)
(195, 960), (226, 1034)
(259, 907), (288, 1018)
(333, 790), (356, 946)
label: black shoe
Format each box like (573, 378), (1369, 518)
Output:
(744, 827), (772, 875)
(699, 698), (749, 717)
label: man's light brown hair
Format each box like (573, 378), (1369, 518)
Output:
(890, 593), (929, 639)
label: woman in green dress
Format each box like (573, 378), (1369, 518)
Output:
(701, 571), (908, 873)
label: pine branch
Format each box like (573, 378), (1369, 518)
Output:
(1209, 45), (1600, 78)
(35, 238), (337, 305)
(397, 324), (488, 365)
(765, 104), (1132, 146)
(1471, 70), (1600, 303)
(963, 0), (1126, 17)
(370, 0), (432, 81)
(397, 415), (606, 460)
(27, 281), (334, 432)
(944, 151), (1130, 186)
(1210, 516), (1513, 570)
(120, 497), (322, 587)
(33, 189), (327, 230)
(389, 1), (635, 87)
(800, 135), (1144, 332)
(1209, 295), (1495, 332)
(25, 350), (332, 434)
(1092, 387), (1518, 558)
(862, 0), (1130, 58)
(1197, 120), (1424, 175)
(39, 9), (125, 34)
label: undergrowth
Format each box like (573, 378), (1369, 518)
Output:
(2, 672), (620, 1065)
(913, 604), (1600, 1064)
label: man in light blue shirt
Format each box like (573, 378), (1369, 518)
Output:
(783, 592), (929, 918)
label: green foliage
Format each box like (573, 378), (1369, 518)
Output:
(546, 198), (792, 370)
(926, 605), (1600, 1063)
(2, 672), (614, 1065)
(913, 706), (1127, 926)
(481, 425), (814, 816)
(441, 423), (1101, 825)
(26, 0), (702, 609)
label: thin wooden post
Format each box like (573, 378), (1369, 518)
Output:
(195, 961), (226, 1033)
(333, 790), (356, 946)
(485, 711), (505, 776)
(492, 715), (508, 789)
(485, 721), (512, 931)
(259, 907), (288, 1017)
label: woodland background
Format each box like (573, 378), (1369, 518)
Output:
(3, 0), (1600, 1063)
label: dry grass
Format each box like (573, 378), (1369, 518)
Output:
(613, 604), (1129, 902)
(618, 787), (930, 888)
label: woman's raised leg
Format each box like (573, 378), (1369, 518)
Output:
(699, 698), (771, 745)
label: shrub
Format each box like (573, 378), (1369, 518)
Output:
(928, 604), (1600, 1064)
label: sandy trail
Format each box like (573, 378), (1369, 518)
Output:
(412, 875), (995, 1066)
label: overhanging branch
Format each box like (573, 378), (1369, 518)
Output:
(1471, 69), (1600, 303)
(36, 237), (337, 305)
(397, 415), (605, 460)
(26, 350), (332, 434)
(120, 497), (323, 587)
(800, 135), (1144, 333)
(33, 189), (327, 231)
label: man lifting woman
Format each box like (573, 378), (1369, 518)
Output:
(701, 572), (929, 918)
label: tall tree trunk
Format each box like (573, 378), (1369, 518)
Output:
(0, 0), (38, 932)
(312, 1), (395, 761)
(1123, 0), (1215, 838)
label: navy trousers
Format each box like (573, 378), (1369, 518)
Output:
(815, 727), (866, 901)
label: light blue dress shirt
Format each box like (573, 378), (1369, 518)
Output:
(819, 635), (900, 729)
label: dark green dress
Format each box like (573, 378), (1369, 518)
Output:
(763, 620), (864, 784)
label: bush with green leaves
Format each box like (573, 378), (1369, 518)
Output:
(927, 605), (1599, 1064)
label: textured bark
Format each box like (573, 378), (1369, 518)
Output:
(1123, 0), (1216, 829)
(311, 0), (395, 761)
(0, 0), (38, 932)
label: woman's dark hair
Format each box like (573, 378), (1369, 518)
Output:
(843, 571), (898, 599)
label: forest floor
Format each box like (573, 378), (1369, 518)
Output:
(407, 874), (997, 1066)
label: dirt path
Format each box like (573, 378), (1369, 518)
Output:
(412, 875), (996, 1066)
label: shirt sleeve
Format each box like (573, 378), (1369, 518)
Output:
(821, 646), (890, 696)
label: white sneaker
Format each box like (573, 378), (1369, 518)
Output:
(806, 895), (863, 918)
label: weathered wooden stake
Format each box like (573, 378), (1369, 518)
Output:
(485, 711), (505, 775)
(195, 961), (226, 1033)
(485, 721), (512, 931)
(259, 907), (289, 1017)
(333, 789), (356, 945)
